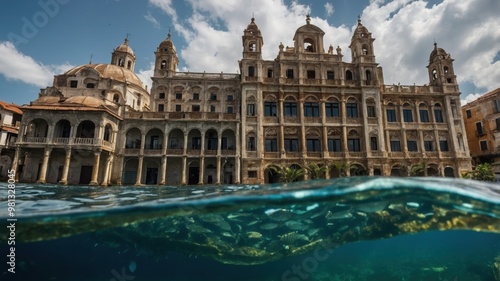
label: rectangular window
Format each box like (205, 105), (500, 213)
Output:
(304, 102), (320, 117)
(347, 138), (361, 152)
(434, 109), (443, 122)
(390, 140), (401, 151)
(175, 104), (181, 112)
(192, 105), (200, 112)
(439, 140), (449, 151)
(210, 105), (216, 112)
(386, 109), (397, 122)
(248, 171), (257, 178)
(193, 93), (199, 100)
(267, 69), (273, 78)
(480, 140), (488, 151)
(307, 70), (315, 79)
(306, 139), (321, 151)
(158, 104), (164, 112)
(247, 104), (255, 116)
(284, 102), (298, 117)
(346, 103), (358, 118)
(264, 102), (277, 116)
(328, 139), (341, 152)
(227, 95), (234, 101)
(407, 140), (418, 152)
(175, 93), (182, 99)
(466, 109), (471, 118)
(286, 69), (294, 79)
(476, 122), (484, 136)
(159, 92), (165, 99)
(367, 106), (376, 118)
(248, 137), (256, 151)
(221, 137), (228, 150)
(424, 140), (434, 151)
(403, 109), (413, 122)
(325, 102), (340, 117)
(326, 71), (334, 80)
(192, 137), (201, 149)
(210, 93), (217, 100)
(70, 80), (78, 88)
(370, 137), (378, 151)
(265, 139), (278, 152)
(86, 83), (95, 89)
(496, 118), (500, 130)
(284, 138), (299, 152)
(227, 106), (233, 114)
(419, 110), (430, 122)
(495, 100), (500, 112)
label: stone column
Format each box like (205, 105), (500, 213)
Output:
(234, 156), (241, 184)
(181, 156), (187, 185)
(200, 132), (206, 156)
(160, 156), (167, 185)
(101, 153), (114, 186)
(37, 147), (52, 183)
(59, 148), (72, 185)
(10, 147), (20, 175)
(89, 150), (101, 185)
(216, 156), (221, 184)
(135, 156), (143, 185)
(199, 156), (205, 185)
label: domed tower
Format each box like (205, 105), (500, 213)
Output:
(427, 42), (456, 86)
(154, 33), (178, 77)
(349, 18), (376, 64)
(293, 15), (325, 54)
(111, 38), (136, 71)
(242, 17), (263, 59)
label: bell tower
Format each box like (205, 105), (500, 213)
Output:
(154, 33), (179, 77)
(242, 17), (263, 59)
(427, 42), (457, 86)
(111, 37), (136, 71)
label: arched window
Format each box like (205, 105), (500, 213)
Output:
(304, 38), (315, 53)
(365, 70), (372, 85)
(346, 70), (353, 80)
(267, 69), (273, 78)
(249, 42), (256, 52)
(248, 66), (255, 77)
(161, 60), (167, 69)
(118, 58), (124, 67)
(113, 94), (119, 103)
(127, 61), (132, 69)
(362, 44), (369, 55)
(247, 137), (256, 151)
(444, 66), (449, 74)
(432, 69), (437, 80)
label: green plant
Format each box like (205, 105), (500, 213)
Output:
(268, 164), (305, 183)
(306, 163), (328, 179)
(330, 162), (356, 177)
(462, 163), (495, 181)
(410, 162), (425, 177)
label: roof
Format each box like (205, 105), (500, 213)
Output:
(114, 38), (135, 56)
(462, 88), (500, 107)
(64, 63), (144, 88)
(0, 100), (23, 115)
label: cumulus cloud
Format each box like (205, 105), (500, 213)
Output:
(144, 12), (160, 29)
(0, 41), (73, 87)
(137, 62), (155, 92)
(324, 3), (334, 17)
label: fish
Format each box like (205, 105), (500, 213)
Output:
(128, 261), (136, 273)
(246, 231), (263, 239)
(285, 220), (309, 231)
(325, 210), (353, 220)
(260, 223), (279, 230)
(267, 209), (295, 221)
(279, 231), (309, 245)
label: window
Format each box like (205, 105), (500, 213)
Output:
(159, 92), (165, 99)
(193, 93), (199, 100)
(248, 137), (256, 151)
(86, 83), (95, 88)
(284, 102), (298, 117)
(439, 140), (449, 151)
(307, 70), (315, 79)
(304, 102), (319, 117)
(248, 171), (257, 178)
(325, 102), (340, 117)
(227, 95), (234, 101)
(158, 104), (164, 112)
(207, 136), (218, 150)
(267, 69), (273, 78)
(284, 138), (299, 152)
(424, 141), (434, 151)
(419, 109), (429, 122)
(434, 109), (443, 122)
(496, 118), (500, 130)
(367, 106), (376, 118)
(175, 93), (182, 99)
(407, 140), (418, 152)
(248, 66), (255, 77)
(403, 109), (413, 122)
(175, 104), (181, 112)
(210, 93), (217, 100)
(328, 139), (341, 152)
(286, 69), (294, 79)
(390, 141), (401, 151)
(386, 109), (397, 122)
(326, 71), (334, 80)
(210, 105), (216, 112)
(306, 139), (321, 151)
(444, 66), (449, 74)
(466, 109), (471, 118)
(264, 102), (277, 116)
(476, 122), (484, 136)
(432, 69), (437, 80)
(346, 70), (353, 80)
(227, 106), (233, 114)
(161, 60), (166, 69)
(370, 137), (378, 151)
(127, 61), (132, 69)
(247, 104), (255, 116)
(265, 139), (278, 152)
(346, 103), (358, 118)
(192, 137), (201, 149)
(480, 140), (488, 151)
(70, 80), (78, 88)
(192, 105), (200, 112)
(221, 137), (228, 150)
(348, 138), (361, 151)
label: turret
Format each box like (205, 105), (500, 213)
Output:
(154, 33), (178, 77)
(427, 42), (457, 86)
(111, 38), (136, 71)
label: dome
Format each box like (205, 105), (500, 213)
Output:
(32, 96), (61, 105)
(64, 96), (104, 108)
(64, 64), (144, 89)
(429, 43), (448, 62)
(115, 38), (134, 56)
(158, 33), (176, 53)
(293, 15), (325, 40)
(351, 19), (371, 41)
(244, 18), (262, 36)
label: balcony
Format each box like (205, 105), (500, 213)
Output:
(306, 152), (322, 158)
(348, 152), (366, 158)
(144, 148), (162, 156)
(221, 149), (236, 156)
(328, 152), (344, 158)
(187, 149), (201, 156)
(167, 148), (183, 155)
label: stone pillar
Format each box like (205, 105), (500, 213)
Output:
(135, 156), (143, 185)
(234, 156), (241, 184)
(199, 156), (205, 185)
(216, 156), (221, 184)
(101, 153), (114, 186)
(200, 132), (206, 156)
(160, 156), (167, 185)
(59, 148), (72, 185)
(37, 147), (52, 183)
(183, 133), (188, 155)
(10, 147), (20, 175)
(89, 150), (101, 185)
(181, 156), (187, 185)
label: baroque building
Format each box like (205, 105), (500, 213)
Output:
(0, 101), (22, 179)
(11, 17), (471, 185)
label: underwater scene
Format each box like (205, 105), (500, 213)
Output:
(1, 177), (500, 281)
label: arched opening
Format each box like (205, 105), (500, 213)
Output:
(249, 42), (256, 52)
(265, 166), (279, 184)
(444, 167), (455, 177)
(427, 165), (439, 176)
(145, 128), (163, 149)
(304, 38), (315, 52)
(267, 69), (273, 78)
(365, 69), (372, 85)
(350, 164), (367, 176)
(113, 94), (120, 103)
(432, 69), (437, 80)
(26, 118), (49, 138)
(205, 129), (218, 151)
(187, 129), (202, 150)
(188, 161), (200, 185)
(125, 128), (141, 148)
(346, 70), (353, 80)
(118, 58), (124, 67)
(127, 60), (132, 69)
(362, 44), (370, 55)
(390, 165), (407, 177)
(161, 60), (167, 69)
(145, 159), (160, 185)
(54, 119), (71, 138)
(222, 159), (234, 184)
(444, 66), (449, 74)
(122, 158), (138, 185)
(373, 168), (382, 176)
(103, 124), (113, 142)
(248, 66), (255, 77)
(168, 129), (185, 150)
(76, 121), (95, 138)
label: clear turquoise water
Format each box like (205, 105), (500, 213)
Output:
(1, 177), (500, 281)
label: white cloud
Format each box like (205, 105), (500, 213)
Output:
(144, 12), (160, 29)
(324, 3), (334, 17)
(0, 41), (73, 88)
(137, 62), (154, 92)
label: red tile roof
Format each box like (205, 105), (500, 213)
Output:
(0, 101), (22, 115)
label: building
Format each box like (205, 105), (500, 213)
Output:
(11, 17), (471, 185)
(0, 101), (22, 179)
(462, 88), (500, 178)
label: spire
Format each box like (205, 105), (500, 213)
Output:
(357, 15), (362, 25)
(306, 14), (311, 25)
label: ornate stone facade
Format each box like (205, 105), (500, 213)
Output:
(12, 17), (471, 185)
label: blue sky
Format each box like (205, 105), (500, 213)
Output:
(0, 0), (498, 106)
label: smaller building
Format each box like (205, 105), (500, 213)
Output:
(0, 101), (22, 179)
(462, 88), (500, 178)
